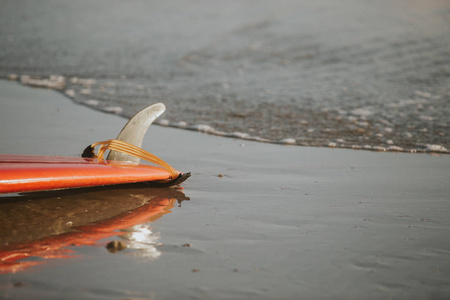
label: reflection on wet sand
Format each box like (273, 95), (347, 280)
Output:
(0, 185), (189, 274)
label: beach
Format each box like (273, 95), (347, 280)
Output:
(1, 81), (449, 299)
(1, 1), (450, 298)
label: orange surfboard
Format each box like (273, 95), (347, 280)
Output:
(0, 154), (184, 194)
(0, 103), (189, 194)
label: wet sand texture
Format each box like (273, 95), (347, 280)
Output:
(1, 0), (449, 152)
(1, 81), (450, 299)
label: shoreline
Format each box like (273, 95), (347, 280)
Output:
(3, 75), (449, 155)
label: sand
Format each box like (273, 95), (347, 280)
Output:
(0, 81), (449, 299)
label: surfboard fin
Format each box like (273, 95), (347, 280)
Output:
(81, 103), (189, 186)
(106, 103), (166, 163)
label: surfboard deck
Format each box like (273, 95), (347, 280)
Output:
(0, 154), (183, 194)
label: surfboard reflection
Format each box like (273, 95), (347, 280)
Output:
(0, 185), (189, 274)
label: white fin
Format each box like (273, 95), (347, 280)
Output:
(107, 103), (166, 163)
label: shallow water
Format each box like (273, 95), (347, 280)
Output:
(1, 81), (450, 299)
(1, 0), (449, 152)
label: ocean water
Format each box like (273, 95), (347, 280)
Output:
(0, 0), (449, 152)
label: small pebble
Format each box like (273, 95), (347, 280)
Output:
(106, 240), (127, 253)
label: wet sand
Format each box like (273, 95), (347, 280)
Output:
(1, 81), (449, 299)
(1, 0), (449, 152)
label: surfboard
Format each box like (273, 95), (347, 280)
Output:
(0, 103), (189, 194)
(0, 154), (185, 194)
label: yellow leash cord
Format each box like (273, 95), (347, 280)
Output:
(88, 139), (179, 180)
